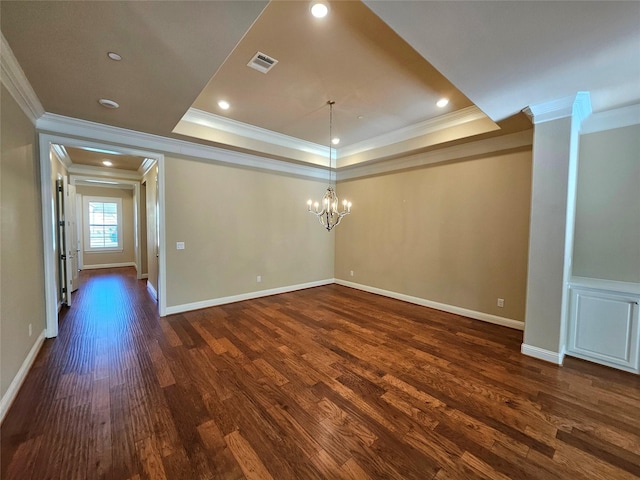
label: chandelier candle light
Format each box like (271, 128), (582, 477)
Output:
(307, 101), (351, 231)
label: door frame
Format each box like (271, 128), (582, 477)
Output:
(39, 133), (166, 338)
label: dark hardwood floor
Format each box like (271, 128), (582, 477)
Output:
(2, 267), (639, 479)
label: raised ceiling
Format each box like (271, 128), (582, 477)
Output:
(189, 0), (473, 148)
(2, 1), (639, 170)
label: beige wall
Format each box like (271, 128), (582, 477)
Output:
(164, 156), (334, 308)
(573, 125), (640, 283)
(143, 165), (159, 296)
(335, 148), (532, 321)
(76, 185), (135, 267)
(0, 84), (46, 399)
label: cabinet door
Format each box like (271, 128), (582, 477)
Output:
(568, 288), (639, 372)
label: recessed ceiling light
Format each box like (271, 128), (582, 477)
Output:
(218, 100), (230, 110)
(357, 115), (364, 120)
(332, 138), (340, 145)
(107, 52), (122, 61)
(102, 160), (113, 167)
(310, 0), (329, 18)
(436, 98), (449, 108)
(98, 98), (119, 109)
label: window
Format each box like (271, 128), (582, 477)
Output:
(83, 196), (123, 252)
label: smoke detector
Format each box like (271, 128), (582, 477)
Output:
(247, 52), (278, 74)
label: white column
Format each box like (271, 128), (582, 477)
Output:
(521, 93), (591, 364)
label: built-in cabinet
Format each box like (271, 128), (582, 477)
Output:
(567, 277), (640, 374)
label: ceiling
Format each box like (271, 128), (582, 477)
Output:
(64, 147), (146, 172)
(2, 1), (639, 170)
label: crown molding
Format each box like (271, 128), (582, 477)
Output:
(523, 92), (591, 125)
(338, 130), (533, 181)
(338, 106), (490, 158)
(68, 164), (142, 180)
(0, 31), (45, 124)
(138, 158), (157, 177)
(581, 103), (640, 134)
(51, 143), (71, 169)
(36, 113), (328, 180)
(181, 108), (329, 157)
(70, 174), (138, 190)
(178, 106), (491, 166)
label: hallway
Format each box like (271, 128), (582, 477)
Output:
(1, 267), (156, 479)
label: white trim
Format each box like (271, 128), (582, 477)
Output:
(39, 136), (59, 338)
(180, 108), (328, 157)
(36, 113), (328, 180)
(69, 164), (141, 180)
(570, 276), (640, 296)
(138, 158), (156, 177)
(581, 103), (640, 134)
(338, 130), (532, 181)
(338, 106), (489, 159)
(164, 279), (334, 316)
(0, 330), (46, 424)
(521, 343), (565, 366)
(523, 92), (591, 125)
(140, 274), (149, 280)
(147, 280), (158, 301)
(0, 32), (45, 123)
(73, 179), (135, 190)
(51, 144), (72, 169)
(81, 262), (136, 270)
(157, 156), (167, 316)
(335, 279), (524, 330)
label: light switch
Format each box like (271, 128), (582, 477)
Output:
(176, 242), (185, 250)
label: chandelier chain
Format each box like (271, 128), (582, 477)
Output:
(329, 100), (335, 185)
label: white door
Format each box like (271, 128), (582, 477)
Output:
(65, 183), (80, 295)
(55, 178), (68, 306)
(76, 193), (83, 270)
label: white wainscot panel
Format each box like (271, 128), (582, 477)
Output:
(568, 285), (639, 373)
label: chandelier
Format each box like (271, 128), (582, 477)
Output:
(307, 101), (351, 231)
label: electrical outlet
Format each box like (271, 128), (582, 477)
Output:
(350, 270), (354, 277)
(29, 323), (32, 337)
(176, 242), (185, 250)
(497, 298), (504, 308)
(257, 275), (262, 283)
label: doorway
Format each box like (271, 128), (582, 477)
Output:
(39, 134), (165, 338)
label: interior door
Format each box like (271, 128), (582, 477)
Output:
(66, 183), (80, 293)
(76, 193), (83, 270)
(55, 178), (69, 306)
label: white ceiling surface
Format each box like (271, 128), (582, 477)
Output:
(365, 1), (640, 121)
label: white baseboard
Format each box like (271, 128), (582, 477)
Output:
(521, 343), (565, 365)
(147, 281), (158, 301)
(82, 262), (136, 270)
(140, 274), (149, 279)
(335, 279), (525, 331)
(0, 330), (46, 424)
(164, 279), (334, 316)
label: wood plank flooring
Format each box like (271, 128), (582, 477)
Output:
(2, 267), (639, 479)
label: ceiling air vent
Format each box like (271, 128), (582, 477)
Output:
(247, 51), (278, 74)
